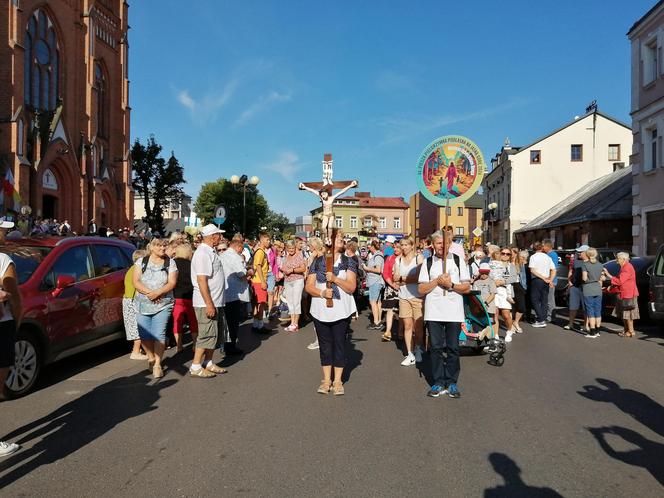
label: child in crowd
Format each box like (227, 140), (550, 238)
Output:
(472, 262), (498, 337)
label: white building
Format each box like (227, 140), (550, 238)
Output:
(134, 192), (192, 221)
(483, 110), (633, 246)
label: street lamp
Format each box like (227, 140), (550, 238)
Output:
(487, 202), (498, 244)
(230, 174), (260, 236)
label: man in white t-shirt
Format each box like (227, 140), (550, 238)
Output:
(418, 230), (470, 398)
(190, 224), (227, 378)
(528, 241), (556, 328)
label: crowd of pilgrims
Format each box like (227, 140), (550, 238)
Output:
(121, 225), (639, 397)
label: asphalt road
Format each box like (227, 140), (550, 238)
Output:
(0, 312), (663, 497)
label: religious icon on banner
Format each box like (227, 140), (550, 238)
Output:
(416, 135), (486, 206)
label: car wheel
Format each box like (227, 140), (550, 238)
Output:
(4, 330), (41, 398)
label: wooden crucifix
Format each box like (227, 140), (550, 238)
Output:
(299, 153), (358, 307)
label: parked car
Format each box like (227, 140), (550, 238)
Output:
(601, 256), (654, 319)
(649, 244), (664, 322)
(0, 236), (135, 397)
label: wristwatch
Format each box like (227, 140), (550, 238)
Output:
(450, 283), (456, 291)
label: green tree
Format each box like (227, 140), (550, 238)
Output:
(261, 209), (291, 237)
(131, 136), (185, 233)
(194, 178), (268, 238)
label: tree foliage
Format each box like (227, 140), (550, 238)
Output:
(194, 178), (290, 239)
(131, 136), (185, 233)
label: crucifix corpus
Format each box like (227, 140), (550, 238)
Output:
(299, 153), (358, 307)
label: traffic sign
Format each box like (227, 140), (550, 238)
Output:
(472, 227), (483, 237)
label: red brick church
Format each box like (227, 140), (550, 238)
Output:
(0, 0), (132, 232)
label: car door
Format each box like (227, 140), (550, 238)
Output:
(89, 244), (131, 337)
(43, 245), (97, 354)
(650, 245), (664, 320)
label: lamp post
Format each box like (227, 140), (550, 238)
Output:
(230, 174), (260, 236)
(487, 202), (498, 245)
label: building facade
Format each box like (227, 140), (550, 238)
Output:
(409, 191), (484, 245)
(0, 0), (132, 232)
(483, 111), (632, 246)
(628, 1), (664, 256)
(134, 192), (192, 221)
(310, 192), (410, 241)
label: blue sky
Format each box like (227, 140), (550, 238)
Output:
(129, 0), (654, 221)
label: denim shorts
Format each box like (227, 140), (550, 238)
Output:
(267, 272), (276, 292)
(569, 286), (585, 311)
(136, 306), (172, 342)
(368, 283), (384, 302)
(583, 295), (602, 318)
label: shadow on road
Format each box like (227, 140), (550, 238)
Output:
(578, 378), (664, 439)
(484, 452), (563, 497)
(0, 371), (176, 488)
(588, 426), (664, 486)
(579, 378), (664, 485)
(342, 324), (364, 383)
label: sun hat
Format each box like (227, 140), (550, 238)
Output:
(385, 235), (397, 244)
(200, 224), (225, 237)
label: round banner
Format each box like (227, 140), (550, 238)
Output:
(416, 135), (486, 206)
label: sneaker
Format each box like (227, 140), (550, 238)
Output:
(585, 331), (600, 339)
(400, 353), (416, 366)
(307, 340), (319, 350)
(448, 384), (461, 398)
(504, 330), (513, 343)
(190, 367), (216, 378)
(427, 385), (447, 398)
(367, 323), (380, 330)
(532, 322), (546, 328)
(413, 346), (423, 363)
(563, 324), (572, 330)
(0, 441), (19, 457)
(514, 325), (523, 334)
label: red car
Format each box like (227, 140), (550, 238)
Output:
(0, 236), (135, 397)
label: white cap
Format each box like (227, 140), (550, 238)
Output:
(385, 235), (397, 244)
(200, 224), (225, 237)
(0, 217), (15, 229)
(575, 245), (589, 252)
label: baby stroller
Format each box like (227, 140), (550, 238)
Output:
(459, 291), (506, 367)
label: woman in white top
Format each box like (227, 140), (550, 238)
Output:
(393, 237), (424, 366)
(305, 232), (357, 395)
(0, 226), (23, 456)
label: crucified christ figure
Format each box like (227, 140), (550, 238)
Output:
(299, 180), (358, 244)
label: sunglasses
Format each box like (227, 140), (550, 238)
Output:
(500, 252), (511, 256)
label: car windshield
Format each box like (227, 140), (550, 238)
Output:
(0, 246), (52, 284)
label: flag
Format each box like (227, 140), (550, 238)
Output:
(1, 169), (21, 213)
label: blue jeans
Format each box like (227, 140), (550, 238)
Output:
(427, 321), (461, 387)
(136, 306), (172, 342)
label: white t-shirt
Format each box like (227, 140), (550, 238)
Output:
(529, 252), (555, 280)
(309, 255), (357, 322)
(191, 243), (225, 307)
(0, 253), (14, 322)
(220, 248), (250, 303)
(396, 254), (422, 299)
(418, 254), (470, 323)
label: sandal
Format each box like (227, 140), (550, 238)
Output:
(332, 381), (345, 396)
(381, 333), (392, 342)
(618, 331), (628, 337)
(317, 380), (332, 394)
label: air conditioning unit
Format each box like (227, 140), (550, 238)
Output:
(613, 162), (625, 171)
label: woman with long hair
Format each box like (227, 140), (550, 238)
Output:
(133, 237), (178, 378)
(393, 237), (424, 365)
(305, 232), (357, 395)
(510, 248), (527, 334)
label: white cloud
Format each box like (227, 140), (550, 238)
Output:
(176, 77), (239, 125)
(234, 91), (292, 127)
(376, 98), (530, 146)
(264, 151), (301, 182)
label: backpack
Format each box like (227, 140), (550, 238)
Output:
(141, 256), (170, 275)
(425, 253), (461, 279)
